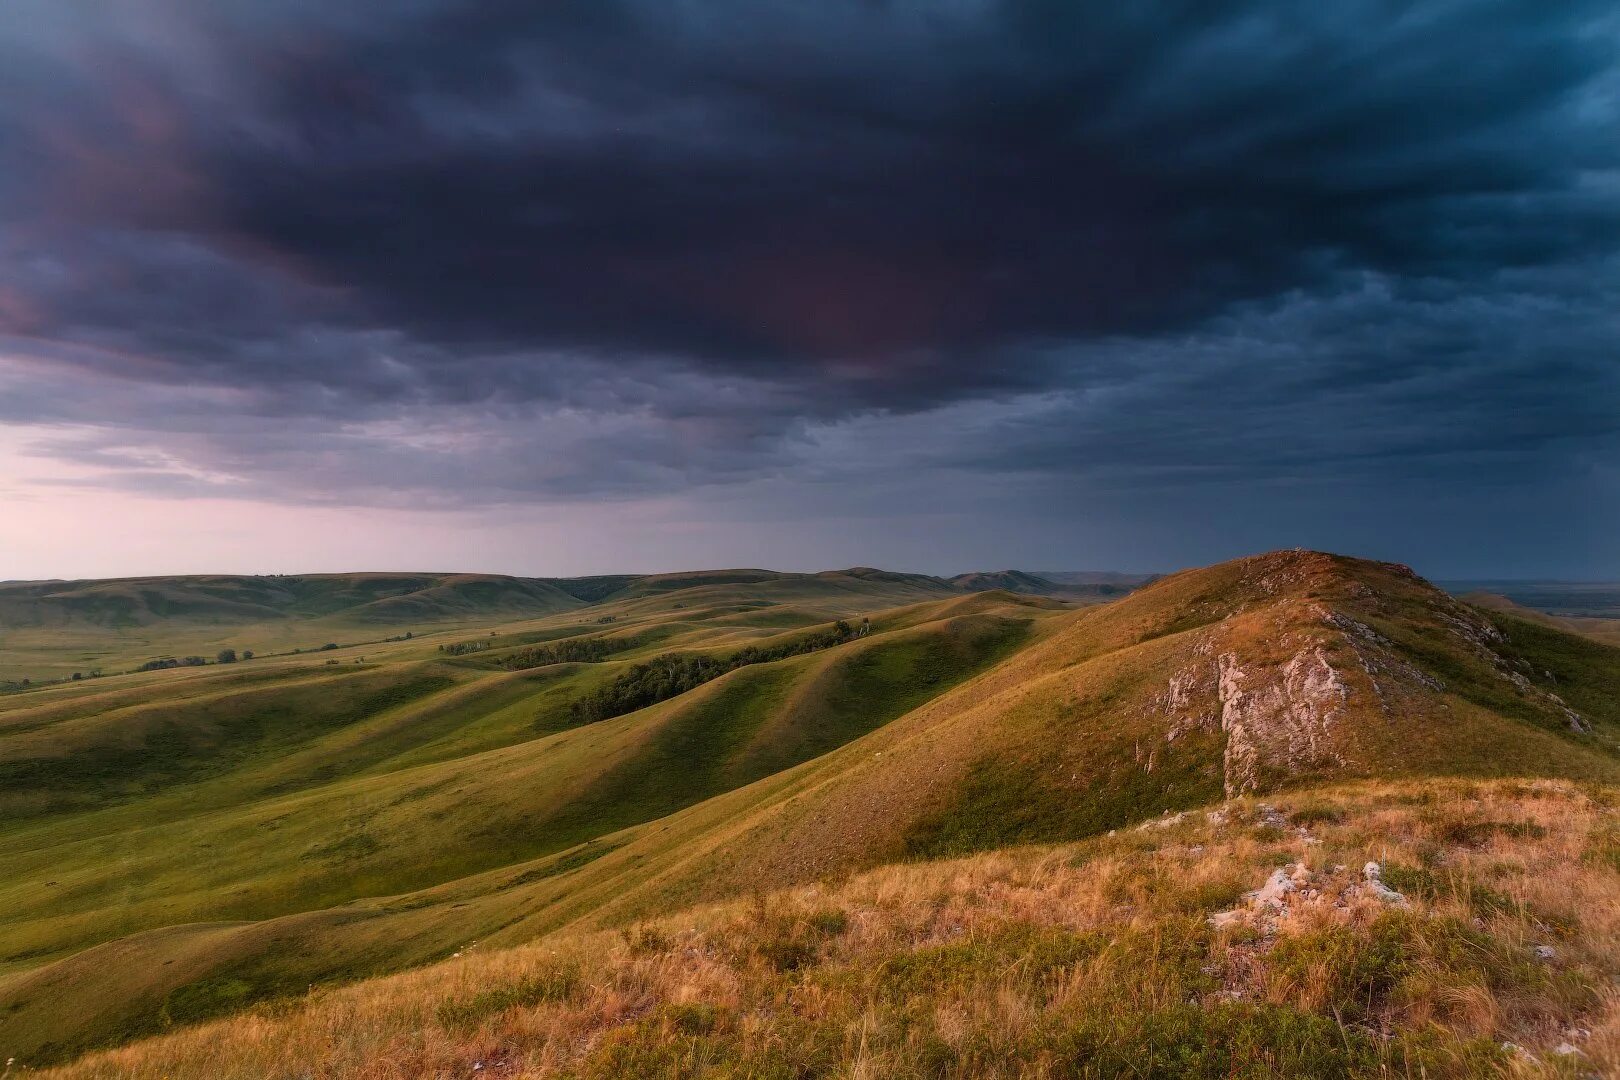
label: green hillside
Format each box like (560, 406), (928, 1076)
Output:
(0, 567), (983, 684)
(0, 580), (1056, 1063)
(3, 550), (1618, 1073)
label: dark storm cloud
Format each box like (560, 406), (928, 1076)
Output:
(0, 0), (1616, 507)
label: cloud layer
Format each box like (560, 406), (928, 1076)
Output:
(1, 1), (1617, 572)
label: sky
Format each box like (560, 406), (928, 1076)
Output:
(1, 1), (1617, 581)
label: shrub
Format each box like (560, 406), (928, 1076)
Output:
(621, 925), (670, 957)
(1286, 803), (1345, 826)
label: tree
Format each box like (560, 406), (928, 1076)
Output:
(217, 648), (238, 664)
(241, 650), (254, 660)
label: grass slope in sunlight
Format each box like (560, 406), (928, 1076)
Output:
(41, 779), (1620, 1079)
(0, 590), (1051, 1064)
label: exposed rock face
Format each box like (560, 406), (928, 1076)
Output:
(1217, 646), (1349, 796)
(1429, 592), (1590, 733)
(1138, 549), (1598, 795)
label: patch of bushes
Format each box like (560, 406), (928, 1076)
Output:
(438, 639), (492, 656)
(568, 622), (858, 724)
(136, 656), (208, 672)
(495, 636), (627, 670)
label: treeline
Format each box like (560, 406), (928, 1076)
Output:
(137, 656), (209, 671)
(494, 637), (625, 670)
(139, 648), (253, 671)
(437, 634), (632, 667)
(439, 639), (492, 656)
(569, 620), (856, 724)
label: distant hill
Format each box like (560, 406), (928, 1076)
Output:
(946, 569), (1063, 594)
(0, 569), (974, 683)
(1034, 568), (1160, 589)
(0, 573), (582, 631)
(1441, 579), (1620, 619)
(947, 569), (1160, 598)
(1457, 590), (1620, 648)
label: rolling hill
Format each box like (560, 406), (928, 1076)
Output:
(3, 550), (1618, 1075)
(946, 569), (1063, 594)
(0, 567), (1077, 685)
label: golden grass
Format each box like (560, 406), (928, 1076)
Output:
(38, 778), (1620, 1079)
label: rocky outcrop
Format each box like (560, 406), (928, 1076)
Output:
(1136, 549), (1601, 797)
(1216, 645), (1350, 796)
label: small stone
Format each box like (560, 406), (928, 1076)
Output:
(1551, 1042), (1581, 1057)
(1534, 944), (1556, 961)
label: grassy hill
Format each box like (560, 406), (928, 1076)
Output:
(947, 570), (1062, 594)
(0, 573), (584, 684)
(2, 550), (1618, 1074)
(0, 568), (973, 685)
(1442, 580), (1620, 620)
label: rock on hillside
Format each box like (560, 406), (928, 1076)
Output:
(1137, 550), (1596, 795)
